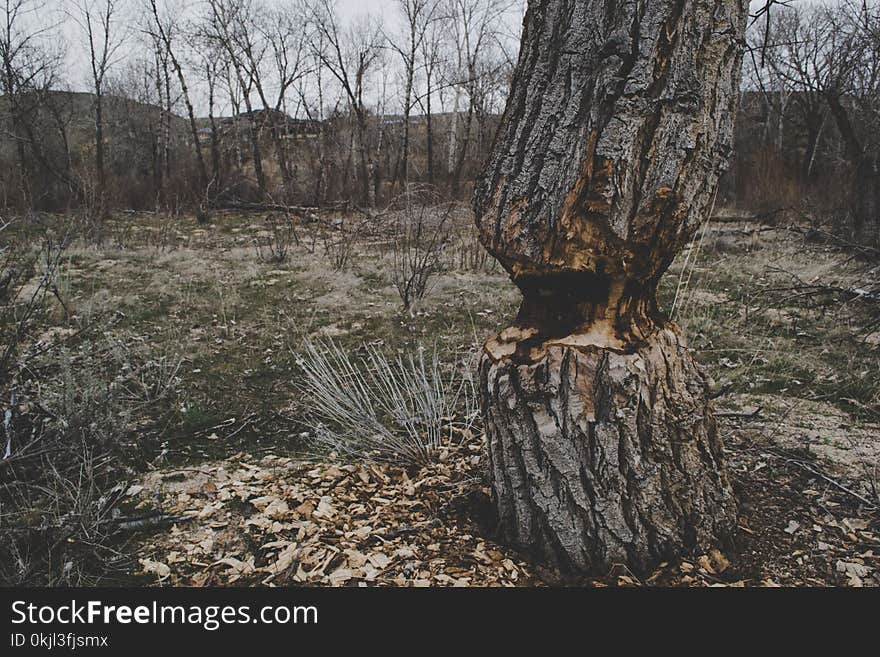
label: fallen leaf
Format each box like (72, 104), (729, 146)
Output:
(709, 549), (730, 573)
(139, 559), (171, 580)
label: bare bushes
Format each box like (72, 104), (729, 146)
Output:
(0, 331), (184, 585)
(388, 192), (454, 311)
(450, 221), (497, 273)
(72, 169), (110, 246)
(1, 227), (70, 388)
(1, 228), (184, 584)
(294, 340), (478, 466)
(320, 213), (367, 271)
(255, 212), (299, 263)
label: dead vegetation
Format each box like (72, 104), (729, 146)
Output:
(132, 431), (529, 587)
(254, 213), (298, 264)
(295, 339), (477, 465)
(388, 198), (454, 312)
(1, 208), (878, 587)
(130, 411), (878, 587)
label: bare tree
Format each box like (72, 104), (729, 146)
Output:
(236, 1), (310, 202)
(761, 2), (880, 239)
(143, 0), (208, 190)
(69, 0), (125, 199)
(822, 1), (880, 239)
(1, 0), (67, 204)
(307, 0), (383, 206)
(416, 9), (446, 186)
(203, 0), (268, 199)
(1, 0), (43, 183)
(201, 41), (224, 190)
(297, 25), (330, 204)
(387, 0), (442, 189)
(445, 0), (515, 196)
(474, 0), (747, 573)
(752, 8), (829, 179)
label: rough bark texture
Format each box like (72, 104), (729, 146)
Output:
(481, 328), (735, 572)
(474, 0), (747, 573)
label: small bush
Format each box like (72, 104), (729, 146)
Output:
(255, 212), (298, 263)
(0, 338), (184, 585)
(294, 339), (478, 465)
(320, 214), (365, 271)
(390, 200), (453, 311)
(450, 222), (497, 273)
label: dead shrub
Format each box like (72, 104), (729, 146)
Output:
(0, 334), (184, 585)
(450, 222), (497, 273)
(319, 213), (366, 271)
(390, 200), (453, 311)
(1, 232), (183, 585)
(255, 212), (299, 263)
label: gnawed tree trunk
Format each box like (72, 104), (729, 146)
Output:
(473, 0), (747, 574)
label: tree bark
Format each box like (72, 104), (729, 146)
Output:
(474, 0), (747, 574)
(426, 77), (435, 185)
(94, 91), (106, 194)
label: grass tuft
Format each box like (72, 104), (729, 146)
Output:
(294, 339), (478, 465)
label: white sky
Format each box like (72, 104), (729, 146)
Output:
(38, 0), (785, 116)
(44, 0), (526, 116)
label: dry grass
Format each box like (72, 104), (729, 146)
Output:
(2, 208), (878, 584)
(295, 339), (477, 465)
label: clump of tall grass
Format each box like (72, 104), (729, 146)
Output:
(294, 340), (478, 465)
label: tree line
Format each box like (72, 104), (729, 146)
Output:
(1, 0), (879, 245)
(0, 0), (519, 213)
(737, 0), (880, 243)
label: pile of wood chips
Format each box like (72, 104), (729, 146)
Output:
(132, 429), (879, 587)
(134, 436), (537, 587)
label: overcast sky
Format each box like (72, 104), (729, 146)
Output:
(42, 0), (778, 115)
(47, 1), (525, 103)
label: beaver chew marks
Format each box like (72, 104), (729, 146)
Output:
(471, 0), (747, 573)
(484, 269), (663, 363)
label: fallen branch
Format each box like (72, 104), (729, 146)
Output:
(710, 207), (795, 224)
(763, 266), (880, 306)
(709, 382), (735, 399)
(762, 447), (879, 511)
(113, 513), (195, 533)
(787, 225), (880, 260)
(716, 407), (763, 420)
(210, 201), (349, 217)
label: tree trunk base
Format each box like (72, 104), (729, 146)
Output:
(480, 326), (737, 574)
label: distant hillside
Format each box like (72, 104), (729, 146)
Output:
(0, 89), (190, 156)
(0, 90), (194, 208)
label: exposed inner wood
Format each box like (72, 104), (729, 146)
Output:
(485, 270), (662, 361)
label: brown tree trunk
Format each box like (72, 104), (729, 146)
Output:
(246, 109), (267, 200)
(94, 92), (106, 194)
(207, 66), (222, 190)
(473, 0), (747, 574)
(356, 111), (373, 207)
(450, 103), (473, 197)
(426, 81), (435, 185)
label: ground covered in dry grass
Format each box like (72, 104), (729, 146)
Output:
(2, 207), (878, 586)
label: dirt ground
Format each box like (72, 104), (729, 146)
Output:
(8, 209), (880, 586)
